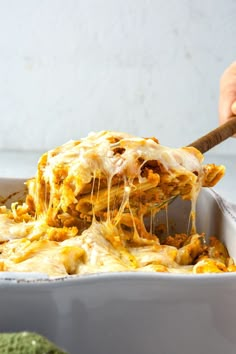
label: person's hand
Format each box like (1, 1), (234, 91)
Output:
(219, 61), (236, 125)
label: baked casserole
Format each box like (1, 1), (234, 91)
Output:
(0, 131), (234, 276)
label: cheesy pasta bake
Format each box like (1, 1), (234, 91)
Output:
(0, 131), (235, 276)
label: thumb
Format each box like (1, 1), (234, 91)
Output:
(232, 101), (236, 115)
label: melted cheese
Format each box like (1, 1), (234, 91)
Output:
(43, 131), (203, 186)
(0, 130), (230, 277)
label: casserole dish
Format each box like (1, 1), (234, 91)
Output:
(0, 178), (236, 354)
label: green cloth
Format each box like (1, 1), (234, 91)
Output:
(0, 332), (68, 354)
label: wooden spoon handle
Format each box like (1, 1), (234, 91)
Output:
(187, 116), (236, 153)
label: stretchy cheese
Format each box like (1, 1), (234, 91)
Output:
(0, 131), (232, 277)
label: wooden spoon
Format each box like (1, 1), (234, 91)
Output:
(187, 116), (236, 153)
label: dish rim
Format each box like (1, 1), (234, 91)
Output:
(1, 271), (236, 289)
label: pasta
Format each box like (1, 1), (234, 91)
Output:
(0, 130), (234, 277)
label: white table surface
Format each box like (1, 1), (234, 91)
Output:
(0, 151), (235, 205)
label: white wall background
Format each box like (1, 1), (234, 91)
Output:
(0, 0), (235, 154)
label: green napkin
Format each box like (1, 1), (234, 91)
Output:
(0, 332), (68, 354)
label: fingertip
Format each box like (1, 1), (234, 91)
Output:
(232, 101), (236, 115)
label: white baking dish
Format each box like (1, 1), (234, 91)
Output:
(0, 178), (236, 354)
